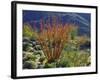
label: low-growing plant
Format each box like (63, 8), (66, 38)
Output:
(23, 53), (37, 62)
(23, 23), (38, 40)
(60, 50), (90, 67)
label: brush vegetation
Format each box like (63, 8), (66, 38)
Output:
(23, 17), (91, 69)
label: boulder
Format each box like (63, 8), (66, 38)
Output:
(23, 37), (30, 42)
(23, 61), (38, 69)
(34, 45), (42, 50)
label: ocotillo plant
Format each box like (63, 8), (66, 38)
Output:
(37, 17), (75, 62)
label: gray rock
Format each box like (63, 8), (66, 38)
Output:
(23, 37), (30, 42)
(32, 41), (36, 47)
(27, 47), (34, 52)
(23, 41), (33, 51)
(34, 45), (42, 50)
(33, 50), (45, 57)
(38, 64), (45, 68)
(23, 61), (38, 69)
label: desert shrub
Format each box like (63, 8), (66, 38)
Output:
(39, 56), (45, 63)
(23, 24), (38, 40)
(74, 36), (89, 50)
(60, 50), (90, 67)
(77, 53), (90, 66)
(56, 59), (70, 67)
(70, 26), (78, 40)
(23, 53), (37, 62)
(44, 62), (56, 68)
(37, 17), (77, 62)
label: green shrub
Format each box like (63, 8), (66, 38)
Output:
(57, 59), (70, 67)
(23, 53), (37, 61)
(44, 62), (56, 68)
(60, 50), (90, 67)
(23, 24), (38, 39)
